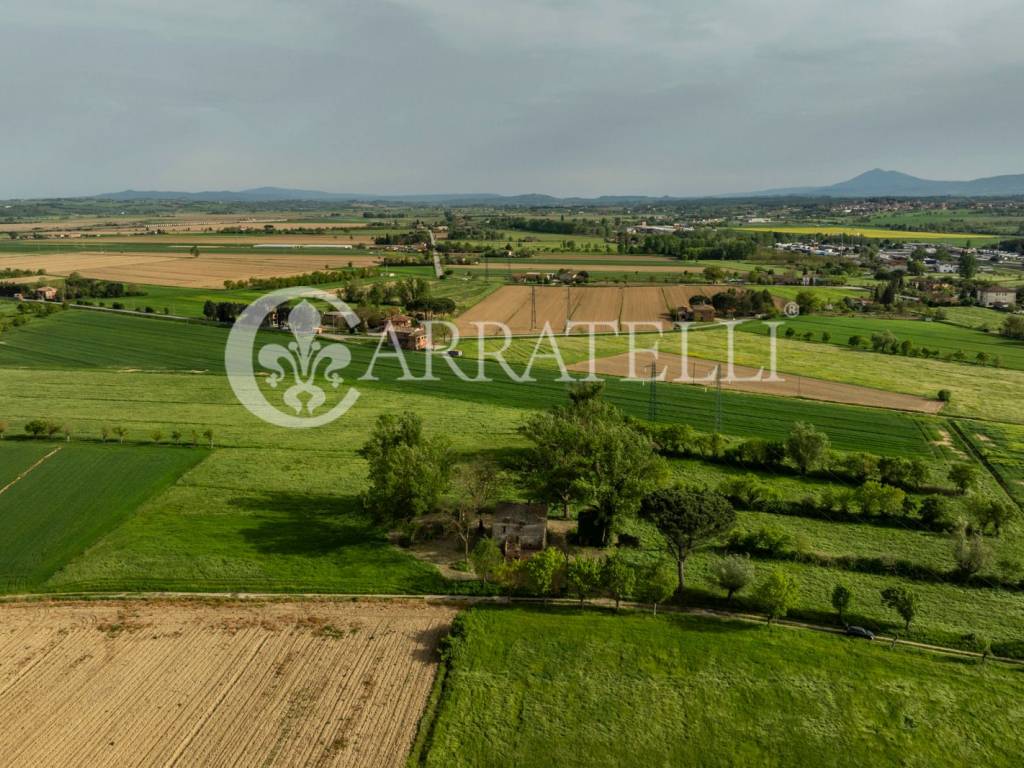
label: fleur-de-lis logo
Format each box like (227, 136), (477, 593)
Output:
(225, 287), (361, 429)
(258, 300), (351, 414)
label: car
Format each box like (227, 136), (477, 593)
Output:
(844, 625), (875, 640)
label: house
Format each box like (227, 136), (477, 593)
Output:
(386, 314), (414, 329)
(976, 287), (1017, 308)
(491, 502), (548, 556)
(691, 305), (716, 322)
(390, 327), (428, 350)
(34, 286), (58, 301)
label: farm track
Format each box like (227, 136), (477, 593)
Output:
(0, 445), (62, 496)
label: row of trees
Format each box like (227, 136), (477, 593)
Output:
(8, 420), (214, 447)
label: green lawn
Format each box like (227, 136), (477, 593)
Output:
(0, 442), (206, 591)
(423, 608), (1024, 767)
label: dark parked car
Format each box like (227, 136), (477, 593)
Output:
(845, 626), (875, 640)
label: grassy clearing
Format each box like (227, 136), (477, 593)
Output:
(0, 442), (206, 591)
(933, 306), (1014, 331)
(424, 608), (1024, 768)
(739, 314), (1024, 370)
(956, 421), (1024, 508)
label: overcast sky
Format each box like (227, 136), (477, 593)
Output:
(3, 0), (1023, 198)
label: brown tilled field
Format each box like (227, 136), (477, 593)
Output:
(455, 284), (755, 335)
(0, 599), (456, 768)
(571, 351), (943, 413)
(0, 252), (382, 288)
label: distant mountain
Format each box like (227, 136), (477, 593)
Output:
(95, 188), (684, 206)
(737, 168), (1024, 198)
(93, 170), (1024, 205)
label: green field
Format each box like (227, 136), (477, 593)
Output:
(737, 225), (999, 246)
(740, 314), (1024, 370)
(422, 608), (1024, 767)
(1, 308), (1022, 649)
(0, 442), (206, 591)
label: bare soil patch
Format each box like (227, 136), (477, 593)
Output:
(572, 351), (944, 413)
(0, 599), (455, 767)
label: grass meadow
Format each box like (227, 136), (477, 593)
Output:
(422, 608), (1024, 768)
(0, 309), (1022, 648)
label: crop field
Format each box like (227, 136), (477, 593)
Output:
(0, 443), (206, 591)
(737, 224), (999, 246)
(739, 314), (1024, 370)
(454, 284), (748, 334)
(487, 326), (1024, 424)
(0, 599), (455, 767)
(423, 608), (1024, 767)
(0, 250), (382, 288)
(573, 351), (943, 413)
(0, 308), (1019, 649)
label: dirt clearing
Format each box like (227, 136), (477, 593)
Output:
(0, 599), (455, 767)
(572, 351), (944, 413)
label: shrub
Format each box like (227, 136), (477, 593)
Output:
(938, 389), (952, 402)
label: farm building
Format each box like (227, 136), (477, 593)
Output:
(491, 502), (548, 556)
(674, 304), (716, 322)
(390, 327), (428, 350)
(34, 286), (58, 301)
(976, 287), (1017, 308)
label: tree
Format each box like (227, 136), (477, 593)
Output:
(755, 570), (798, 625)
(948, 463), (979, 494)
(634, 559), (676, 615)
(602, 553), (637, 610)
(495, 558), (527, 597)
(566, 556), (603, 607)
(24, 419), (49, 438)
(785, 422), (831, 474)
(831, 583), (852, 626)
(969, 497), (1015, 536)
(710, 554), (753, 601)
(150, 429), (163, 444)
(794, 290), (819, 315)
(450, 462), (500, 563)
(966, 632), (992, 664)
(469, 538), (503, 584)
(0, 420), (6, 440)
(62, 423), (72, 442)
(202, 300), (216, 320)
(190, 245), (200, 259)
(171, 429), (182, 446)
(202, 428), (214, 448)
(112, 426), (127, 444)
(952, 525), (990, 578)
(521, 389), (665, 545)
(359, 412), (453, 525)
(101, 426), (111, 443)
(880, 585), (917, 631)
(525, 547), (564, 601)
(640, 486), (736, 593)
(958, 252), (978, 280)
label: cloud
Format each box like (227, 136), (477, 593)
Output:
(1, 0), (1022, 197)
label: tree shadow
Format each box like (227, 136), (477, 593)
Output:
(231, 490), (378, 556)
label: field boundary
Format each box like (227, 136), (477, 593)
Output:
(0, 445), (62, 497)
(949, 419), (1023, 513)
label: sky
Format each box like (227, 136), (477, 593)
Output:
(3, 0), (1024, 198)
